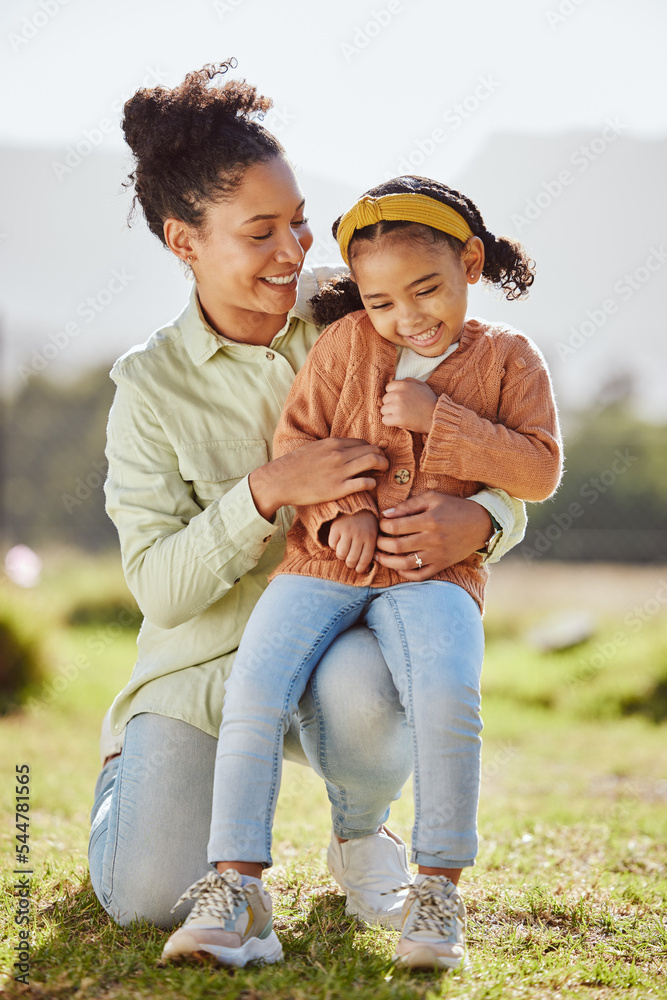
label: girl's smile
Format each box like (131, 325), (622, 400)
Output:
(351, 235), (484, 357)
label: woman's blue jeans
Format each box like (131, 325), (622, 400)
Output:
(209, 576), (484, 872)
(88, 623), (413, 928)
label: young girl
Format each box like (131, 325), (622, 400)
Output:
(162, 175), (562, 970)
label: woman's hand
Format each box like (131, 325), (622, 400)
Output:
(381, 379), (437, 434)
(249, 438), (388, 521)
(328, 510), (379, 574)
(374, 492), (493, 580)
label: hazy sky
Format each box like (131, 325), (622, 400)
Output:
(2, 0), (665, 187)
(2, 0), (666, 420)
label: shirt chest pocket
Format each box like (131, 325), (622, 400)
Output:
(178, 439), (268, 507)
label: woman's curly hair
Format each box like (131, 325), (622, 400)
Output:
(310, 175), (535, 326)
(122, 59), (284, 244)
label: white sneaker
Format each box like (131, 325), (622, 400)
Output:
(99, 706), (124, 765)
(393, 875), (468, 971)
(327, 827), (413, 929)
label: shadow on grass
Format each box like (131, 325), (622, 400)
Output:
(8, 877), (166, 1000)
(13, 877), (440, 1000)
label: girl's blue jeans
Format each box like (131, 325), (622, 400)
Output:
(88, 622), (414, 928)
(209, 575), (484, 871)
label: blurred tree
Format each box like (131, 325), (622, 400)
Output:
(520, 402), (667, 562)
(2, 371), (666, 561)
(3, 368), (116, 552)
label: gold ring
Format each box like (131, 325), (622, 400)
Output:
(414, 553), (423, 569)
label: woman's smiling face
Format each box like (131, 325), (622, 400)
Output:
(180, 155), (314, 339)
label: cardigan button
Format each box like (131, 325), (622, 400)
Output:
(394, 469), (410, 485)
(266, 351), (275, 360)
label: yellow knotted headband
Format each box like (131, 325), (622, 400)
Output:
(336, 193), (474, 266)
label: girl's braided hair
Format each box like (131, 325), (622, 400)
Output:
(121, 59), (284, 244)
(310, 175), (535, 326)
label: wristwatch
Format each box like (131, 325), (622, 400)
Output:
(481, 514), (503, 557)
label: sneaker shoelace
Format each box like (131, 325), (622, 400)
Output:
(171, 869), (247, 921)
(408, 881), (461, 937)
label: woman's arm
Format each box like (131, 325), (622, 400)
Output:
(249, 438), (384, 523)
(105, 381), (386, 630)
(469, 490), (527, 563)
(374, 489), (526, 580)
(104, 382), (277, 629)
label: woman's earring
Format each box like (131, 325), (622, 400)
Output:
(186, 255), (195, 263)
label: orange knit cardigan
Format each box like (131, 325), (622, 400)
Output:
(270, 310), (562, 612)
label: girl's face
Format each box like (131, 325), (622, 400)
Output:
(179, 156), (313, 337)
(352, 235), (482, 357)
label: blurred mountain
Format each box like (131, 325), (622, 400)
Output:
(1, 135), (665, 418)
(0, 146), (356, 394)
(457, 131), (667, 421)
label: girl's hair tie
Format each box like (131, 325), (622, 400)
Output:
(336, 192), (474, 265)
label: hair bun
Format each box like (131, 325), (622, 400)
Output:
(121, 59), (283, 245)
(122, 60), (273, 160)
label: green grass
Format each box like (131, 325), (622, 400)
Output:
(1, 554), (666, 999)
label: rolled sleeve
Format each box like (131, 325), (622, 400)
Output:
(468, 489), (527, 564)
(212, 475), (279, 568)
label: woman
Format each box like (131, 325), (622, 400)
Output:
(88, 61), (525, 933)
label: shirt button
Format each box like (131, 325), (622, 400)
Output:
(263, 535), (271, 543)
(394, 469), (410, 484)
(266, 351), (275, 360)
(233, 578), (240, 585)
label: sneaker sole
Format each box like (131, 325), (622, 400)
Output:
(344, 897), (405, 930)
(162, 930), (283, 968)
(393, 945), (469, 971)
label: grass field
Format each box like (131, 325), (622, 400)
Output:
(1, 553), (666, 999)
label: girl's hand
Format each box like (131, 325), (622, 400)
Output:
(249, 439), (388, 521)
(381, 379), (437, 434)
(328, 510), (379, 574)
(374, 492), (493, 579)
